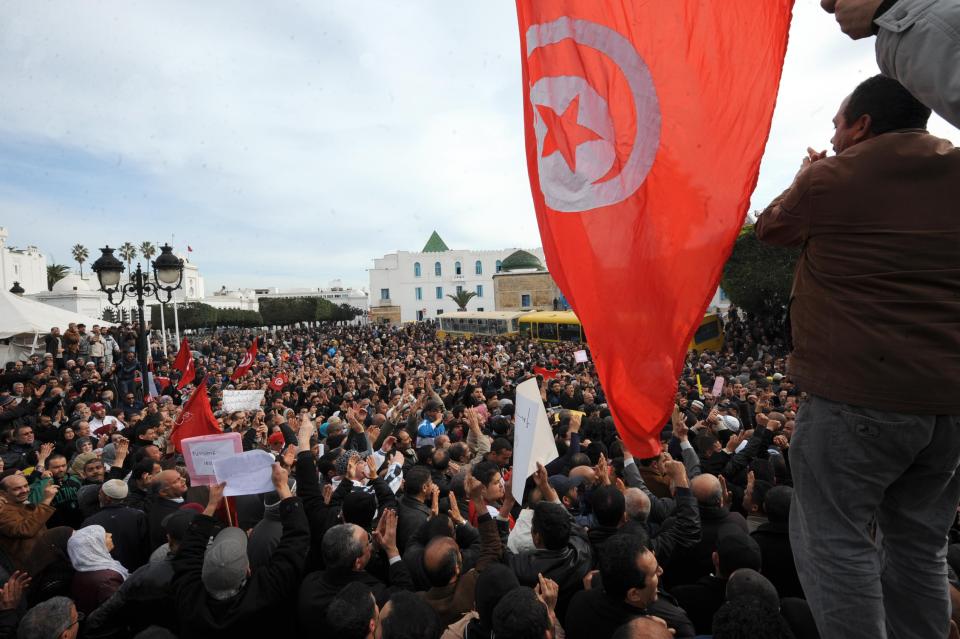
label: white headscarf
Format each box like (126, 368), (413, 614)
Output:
(67, 525), (129, 580)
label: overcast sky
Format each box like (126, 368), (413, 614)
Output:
(0, 1), (954, 291)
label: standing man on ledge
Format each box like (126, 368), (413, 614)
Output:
(756, 75), (960, 638)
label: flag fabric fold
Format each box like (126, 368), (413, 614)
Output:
(231, 339), (259, 382)
(515, 0), (793, 456)
(172, 338), (195, 391)
(169, 380), (221, 453)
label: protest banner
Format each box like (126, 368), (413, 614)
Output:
(222, 389), (266, 413)
(182, 432), (242, 486)
(511, 377), (558, 504)
(574, 350), (589, 363)
(214, 449), (275, 496)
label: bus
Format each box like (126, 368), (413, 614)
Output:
(518, 311), (584, 343)
(690, 312), (725, 352)
(517, 309), (724, 351)
(436, 311), (525, 339)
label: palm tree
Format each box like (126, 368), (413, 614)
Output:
(139, 241), (156, 264)
(46, 264), (70, 291)
(447, 290), (477, 311)
(71, 244), (89, 277)
(119, 242), (138, 272)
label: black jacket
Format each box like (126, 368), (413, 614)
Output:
(396, 495), (432, 553)
(506, 532), (592, 623)
(84, 554), (176, 639)
(83, 503), (150, 571)
(671, 575), (727, 635)
(172, 498), (309, 638)
(661, 504), (747, 590)
(751, 521), (804, 599)
(565, 586), (695, 639)
(297, 559), (414, 632)
(146, 497), (183, 550)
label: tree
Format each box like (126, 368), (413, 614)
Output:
(447, 290), (477, 311)
(720, 226), (800, 318)
(46, 264), (70, 291)
(119, 242), (138, 272)
(139, 242), (156, 264)
(71, 244), (89, 277)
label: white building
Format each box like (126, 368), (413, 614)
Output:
(204, 286), (260, 311)
(368, 231), (547, 324)
(255, 280), (368, 312)
(30, 274), (106, 318)
(0, 227), (47, 295)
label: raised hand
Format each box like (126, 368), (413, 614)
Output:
(41, 482), (59, 505)
(271, 463), (292, 498)
(535, 573), (559, 613)
(0, 571), (31, 611)
(448, 491), (465, 525)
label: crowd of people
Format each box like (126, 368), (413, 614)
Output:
(0, 307), (839, 639)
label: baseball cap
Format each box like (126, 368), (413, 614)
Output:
(90, 402), (105, 411)
(548, 474), (585, 497)
(101, 479), (129, 500)
(202, 527), (249, 599)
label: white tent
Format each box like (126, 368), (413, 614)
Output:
(0, 290), (114, 364)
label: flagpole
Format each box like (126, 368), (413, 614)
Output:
(173, 299), (181, 346)
(160, 302), (168, 357)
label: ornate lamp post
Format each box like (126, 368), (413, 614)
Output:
(8, 281), (24, 296)
(92, 244), (184, 398)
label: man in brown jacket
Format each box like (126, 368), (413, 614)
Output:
(420, 474), (502, 627)
(756, 75), (960, 639)
(0, 472), (71, 577)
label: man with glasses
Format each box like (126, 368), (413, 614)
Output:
(17, 596), (81, 639)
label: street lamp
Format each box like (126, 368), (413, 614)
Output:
(92, 244), (184, 398)
(8, 281), (24, 296)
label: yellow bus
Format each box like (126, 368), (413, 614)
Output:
(518, 311), (584, 343)
(436, 311), (525, 339)
(517, 310), (724, 351)
(690, 313), (724, 352)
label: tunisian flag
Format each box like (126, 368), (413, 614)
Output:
(231, 339), (258, 381)
(172, 338), (195, 390)
(516, 1), (792, 456)
(268, 372), (288, 392)
(169, 380), (221, 453)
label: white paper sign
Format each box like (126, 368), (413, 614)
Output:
(574, 350), (589, 363)
(711, 376), (725, 397)
(511, 378), (559, 504)
(222, 389), (265, 413)
(182, 433), (243, 486)
(214, 449), (276, 497)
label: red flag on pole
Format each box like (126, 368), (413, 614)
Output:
(169, 380), (221, 453)
(515, 1), (792, 456)
(172, 338), (195, 390)
(231, 339), (258, 381)
(269, 372), (288, 392)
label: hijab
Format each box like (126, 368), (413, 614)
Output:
(67, 525), (129, 579)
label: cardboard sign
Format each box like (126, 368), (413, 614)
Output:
(214, 449), (275, 497)
(711, 376), (725, 397)
(574, 350), (589, 363)
(511, 378), (559, 504)
(182, 432), (243, 486)
(222, 389), (265, 413)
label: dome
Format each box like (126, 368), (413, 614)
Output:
(500, 250), (544, 272)
(52, 274), (91, 293)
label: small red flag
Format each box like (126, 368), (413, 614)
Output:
(231, 339), (258, 382)
(269, 372), (288, 392)
(187, 245), (193, 252)
(533, 365), (560, 381)
(169, 380), (221, 453)
(516, 1), (792, 456)
(172, 338), (195, 390)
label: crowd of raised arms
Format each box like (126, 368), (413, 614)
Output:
(0, 308), (875, 639)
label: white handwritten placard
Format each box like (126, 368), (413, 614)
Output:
(222, 389), (265, 413)
(181, 433), (243, 486)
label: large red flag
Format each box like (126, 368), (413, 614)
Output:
(516, 1), (793, 456)
(169, 380), (221, 452)
(172, 338), (195, 391)
(231, 339), (258, 382)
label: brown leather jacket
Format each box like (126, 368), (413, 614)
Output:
(756, 130), (960, 413)
(0, 501), (70, 574)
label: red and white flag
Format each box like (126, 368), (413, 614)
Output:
(172, 338), (195, 391)
(231, 339), (258, 381)
(170, 380), (221, 453)
(269, 372), (288, 392)
(516, 1), (792, 456)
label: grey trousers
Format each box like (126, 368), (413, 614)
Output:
(790, 395), (960, 639)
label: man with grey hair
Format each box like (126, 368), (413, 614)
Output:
(17, 596), (79, 639)
(298, 511), (414, 630)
